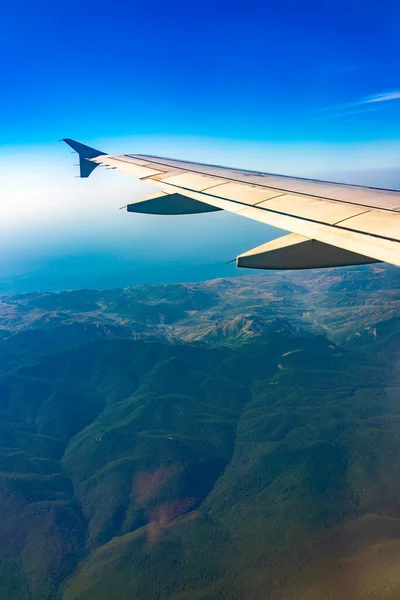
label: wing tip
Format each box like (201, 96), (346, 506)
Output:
(63, 138), (106, 178)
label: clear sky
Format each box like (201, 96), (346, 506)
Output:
(1, 0), (400, 293)
(2, 0), (400, 146)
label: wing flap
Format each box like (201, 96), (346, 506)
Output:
(200, 182), (286, 205)
(339, 209), (400, 238)
(257, 194), (371, 224)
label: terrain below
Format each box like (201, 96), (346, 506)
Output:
(0, 264), (399, 600)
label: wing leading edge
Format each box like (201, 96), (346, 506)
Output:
(63, 138), (400, 270)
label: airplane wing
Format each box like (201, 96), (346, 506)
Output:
(63, 138), (400, 270)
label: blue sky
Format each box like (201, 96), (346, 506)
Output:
(1, 0), (400, 293)
(1, 0), (400, 146)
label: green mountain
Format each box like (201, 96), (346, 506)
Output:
(0, 264), (399, 599)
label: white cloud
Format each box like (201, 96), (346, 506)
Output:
(362, 91), (400, 104)
(320, 91), (400, 116)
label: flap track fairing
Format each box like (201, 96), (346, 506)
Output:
(237, 234), (380, 270)
(127, 192), (222, 215)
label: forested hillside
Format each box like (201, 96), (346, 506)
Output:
(0, 265), (399, 599)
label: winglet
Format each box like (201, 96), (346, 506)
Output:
(63, 138), (106, 178)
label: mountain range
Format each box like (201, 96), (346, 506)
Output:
(0, 264), (399, 599)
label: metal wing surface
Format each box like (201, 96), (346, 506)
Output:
(64, 139), (400, 270)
